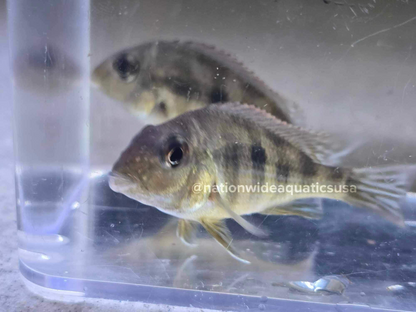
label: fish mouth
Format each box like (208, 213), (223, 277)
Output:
(108, 171), (135, 193)
(90, 69), (103, 89)
(108, 171), (156, 207)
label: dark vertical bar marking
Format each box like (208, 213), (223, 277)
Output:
(276, 163), (290, 183)
(211, 86), (228, 103)
(219, 144), (240, 203)
(299, 153), (317, 177)
(223, 144), (240, 184)
(251, 144), (267, 186)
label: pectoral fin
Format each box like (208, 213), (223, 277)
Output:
(213, 189), (268, 237)
(261, 198), (323, 220)
(200, 219), (250, 264)
(177, 219), (199, 247)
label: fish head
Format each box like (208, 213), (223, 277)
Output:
(92, 45), (158, 118)
(92, 41), (211, 124)
(109, 121), (211, 215)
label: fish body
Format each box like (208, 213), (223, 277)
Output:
(92, 41), (298, 124)
(109, 103), (407, 262)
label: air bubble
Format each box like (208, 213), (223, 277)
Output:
(71, 201), (80, 209)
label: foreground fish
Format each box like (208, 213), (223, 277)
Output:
(92, 40), (299, 124)
(109, 103), (407, 262)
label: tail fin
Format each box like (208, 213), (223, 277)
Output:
(344, 166), (408, 226)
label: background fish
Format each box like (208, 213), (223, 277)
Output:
(109, 103), (408, 262)
(92, 40), (300, 124)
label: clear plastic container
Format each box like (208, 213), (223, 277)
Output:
(9, 0), (416, 311)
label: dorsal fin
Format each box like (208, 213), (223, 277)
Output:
(209, 103), (335, 164)
(176, 41), (304, 125)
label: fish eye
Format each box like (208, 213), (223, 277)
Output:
(167, 146), (183, 167)
(164, 139), (188, 168)
(158, 102), (168, 116)
(112, 53), (140, 83)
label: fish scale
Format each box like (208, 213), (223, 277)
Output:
(210, 139), (327, 215)
(189, 108), (346, 210)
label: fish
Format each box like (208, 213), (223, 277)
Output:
(108, 103), (407, 263)
(92, 40), (300, 125)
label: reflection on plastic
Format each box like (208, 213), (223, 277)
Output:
(286, 275), (351, 296)
(18, 231), (69, 246)
(18, 248), (64, 264)
(387, 282), (416, 295)
(102, 219), (317, 292)
(13, 44), (80, 94)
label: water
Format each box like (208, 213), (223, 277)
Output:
(15, 169), (416, 310)
(9, 0), (416, 311)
